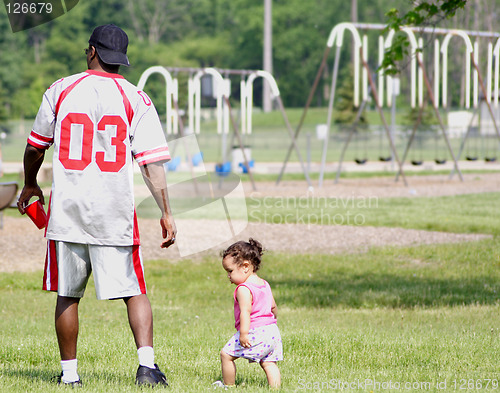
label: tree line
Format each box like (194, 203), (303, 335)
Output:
(0, 0), (498, 124)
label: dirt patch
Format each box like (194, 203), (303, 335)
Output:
(1, 172), (497, 273)
(244, 172), (500, 198)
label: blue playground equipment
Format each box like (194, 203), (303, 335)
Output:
(215, 162), (231, 176)
(191, 151), (203, 166)
(167, 156), (181, 171)
(238, 160), (255, 174)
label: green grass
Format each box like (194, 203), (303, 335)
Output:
(240, 168), (500, 183)
(247, 192), (500, 236)
(0, 240), (499, 392)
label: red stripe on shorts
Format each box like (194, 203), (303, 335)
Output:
(132, 245), (146, 294)
(42, 240), (58, 292)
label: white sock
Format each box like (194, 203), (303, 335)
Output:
(137, 346), (155, 369)
(61, 359), (79, 383)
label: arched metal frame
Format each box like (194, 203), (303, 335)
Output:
(137, 66), (313, 190)
(278, 22), (500, 187)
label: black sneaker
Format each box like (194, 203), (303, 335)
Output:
(135, 364), (168, 387)
(54, 373), (83, 387)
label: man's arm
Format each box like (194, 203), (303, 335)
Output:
(17, 144), (46, 214)
(140, 161), (177, 248)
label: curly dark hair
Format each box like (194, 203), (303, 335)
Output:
(221, 238), (265, 272)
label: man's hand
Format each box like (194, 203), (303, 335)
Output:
(17, 184), (45, 215)
(160, 213), (176, 248)
(18, 144), (46, 214)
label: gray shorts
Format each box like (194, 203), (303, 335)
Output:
(42, 240), (147, 300)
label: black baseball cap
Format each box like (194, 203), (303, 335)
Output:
(89, 24), (130, 67)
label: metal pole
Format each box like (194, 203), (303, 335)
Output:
(277, 46), (332, 184)
(395, 103), (425, 182)
(449, 104), (479, 179)
(319, 44), (341, 187)
(306, 132), (311, 175)
(448, 107), (479, 180)
(351, 22), (500, 39)
(416, 56), (463, 181)
(335, 98), (369, 183)
(171, 99), (200, 195)
(263, 0), (273, 112)
(223, 96), (257, 191)
(275, 96), (313, 187)
(360, 49), (408, 186)
(471, 53), (500, 141)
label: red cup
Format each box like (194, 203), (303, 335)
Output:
(25, 200), (48, 229)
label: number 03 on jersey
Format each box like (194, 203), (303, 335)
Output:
(59, 113), (128, 173)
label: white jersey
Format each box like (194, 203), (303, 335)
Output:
(28, 70), (170, 246)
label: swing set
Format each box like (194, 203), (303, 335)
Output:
(137, 65), (314, 191)
(277, 22), (500, 187)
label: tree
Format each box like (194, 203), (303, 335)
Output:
(381, 0), (467, 75)
(126, 0), (191, 44)
(334, 65), (367, 127)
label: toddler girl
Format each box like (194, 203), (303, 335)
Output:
(215, 238), (282, 389)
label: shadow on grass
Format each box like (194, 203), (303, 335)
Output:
(274, 273), (499, 309)
(0, 368), (55, 384)
(0, 367), (129, 386)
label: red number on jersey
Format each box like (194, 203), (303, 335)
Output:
(59, 113), (94, 171)
(96, 115), (127, 172)
(59, 113), (128, 173)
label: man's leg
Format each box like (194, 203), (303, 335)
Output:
(124, 294), (153, 348)
(55, 296), (81, 384)
(125, 294), (168, 386)
(55, 296), (80, 360)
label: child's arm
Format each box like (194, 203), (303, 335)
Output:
(235, 285), (253, 348)
(271, 298), (278, 319)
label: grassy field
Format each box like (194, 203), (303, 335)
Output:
(0, 243), (498, 392)
(1, 189), (499, 391)
(247, 192), (500, 236)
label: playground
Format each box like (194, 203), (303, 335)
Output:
(1, 19), (499, 393)
(1, 167), (499, 392)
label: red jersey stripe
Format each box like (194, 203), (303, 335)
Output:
(113, 79), (134, 126)
(85, 69), (125, 79)
(30, 130), (53, 142)
(137, 154), (172, 166)
(55, 74), (91, 116)
(133, 209), (140, 245)
(135, 146), (170, 159)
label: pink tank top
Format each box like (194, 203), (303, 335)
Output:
(234, 280), (277, 331)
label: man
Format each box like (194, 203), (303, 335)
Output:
(17, 24), (176, 387)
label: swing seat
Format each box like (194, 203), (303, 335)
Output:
(215, 162), (231, 176)
(434, 158), (447, 165)
(167, 156), (181, 171)
(379, 156), (391, 162)
(411, 160), (423, 166)
(465, 156), (478, 161)
(485, 157), (497, 162)
(354, 158), (367, 165)
(191, 152), (203, 166)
